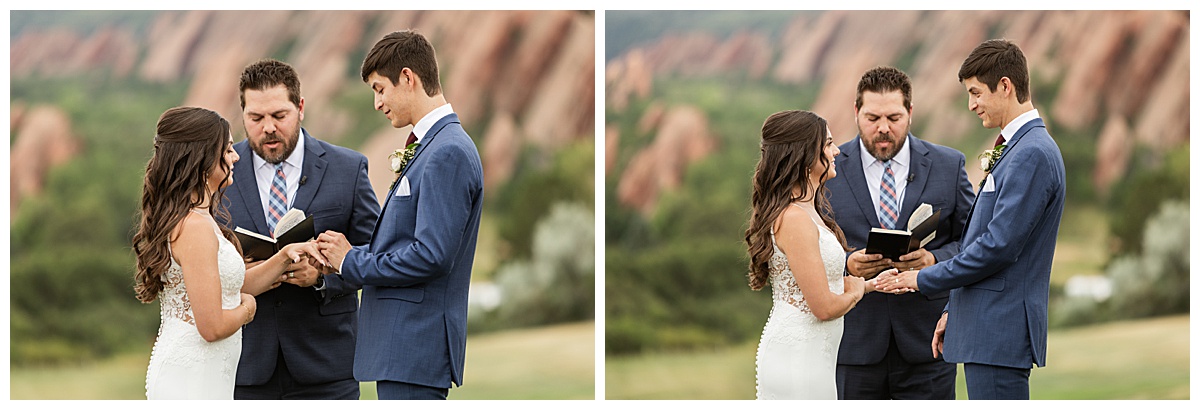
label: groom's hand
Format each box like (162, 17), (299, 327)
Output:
(932, 312), (948, 358)
(846, 249), (892, 279)
(316, 230), (351, 273)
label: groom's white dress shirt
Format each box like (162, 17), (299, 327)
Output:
(998, 108), (1040, 146)
(412, 103), (455, 143)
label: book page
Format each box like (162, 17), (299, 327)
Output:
(908, 203), (933, 230)
(235, 226), (275, 243)
(273, 208), (307, 237)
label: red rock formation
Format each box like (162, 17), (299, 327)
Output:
(10, 105), (81, 216)
(1093, 116), (1134, 198)
(605, 125), (620, 175)
(617, 105), (715, 215)
(481, 113), (520, 191)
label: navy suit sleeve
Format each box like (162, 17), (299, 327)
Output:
(342, 142), (481, 287)
(927, 153), (973, 264)
(318, 154), (380, 302)
(918, 146), (1059, 294)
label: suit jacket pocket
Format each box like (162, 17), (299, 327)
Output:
(924, 289), (950, 300)
(318, 293), (358, 316)
(966, 275), (1005, 292)
(377, 286), (424, 303)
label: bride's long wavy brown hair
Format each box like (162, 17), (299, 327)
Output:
(133, 107), (240, 303)
(745, 110), (849, 291)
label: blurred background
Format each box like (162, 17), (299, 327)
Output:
(9, 10), (594, 399)
(605, 10), (1188, 399)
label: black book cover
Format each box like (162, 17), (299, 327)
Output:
(865, 209), (940, 260)
(233, 214), (315, 261)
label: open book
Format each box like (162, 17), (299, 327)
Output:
(233, 208), (315, 261)
(865, 203), (940, 260)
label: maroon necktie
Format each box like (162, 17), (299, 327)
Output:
(994, 133), (1005, 148)
(406, 132), (417, 146)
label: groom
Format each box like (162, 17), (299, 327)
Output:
(316, 30), (484, 400)
(877, 39), (1066, 399)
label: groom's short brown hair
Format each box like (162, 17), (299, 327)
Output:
(958, 39), (1031, 104)
(239, 58), (302, 109)
(361, 30), (442, 97)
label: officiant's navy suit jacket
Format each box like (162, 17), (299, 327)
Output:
(918, 118), (1064, 369)
(218, 129), (380, 388)
(826, 135), (974, 365)
(338, 113), (483, 389)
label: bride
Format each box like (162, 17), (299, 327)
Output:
(133, 107), (326, 399)
(745, 110), (878, 399)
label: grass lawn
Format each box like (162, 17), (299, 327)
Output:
(606, 314), (1189, 399)
(10, 321), (595, 400)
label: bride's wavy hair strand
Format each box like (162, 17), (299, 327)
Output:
(132, 107), (240, 303)
(745, 110), (849, 291)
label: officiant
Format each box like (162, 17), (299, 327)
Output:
(824, 66), (974, 399)
(217, 59), (380, 399)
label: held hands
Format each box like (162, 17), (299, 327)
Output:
(281, 254), (322, 287)
(315, 231), (352, 274)
(238, 293), (257, 325)
(874, 268), (919, 294)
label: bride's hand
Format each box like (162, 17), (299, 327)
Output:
(843, 275), (865, 298)
(283, 241), (329, 268)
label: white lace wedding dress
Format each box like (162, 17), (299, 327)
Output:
(145, 217), (245, 399)
(756, 213), (847, 400)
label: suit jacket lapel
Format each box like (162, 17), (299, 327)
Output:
(291, 129), (327, 214)
(232, 142), (269, 234)
(961, 118), (1044, 235)
(376, 114), (462, 223)
(898, 135), (932, 229)
(841, 137), (883, 229)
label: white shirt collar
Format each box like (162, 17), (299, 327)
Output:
(999, 108), (1040, 145)
(253, 128), (307, 172)
(412, 103), (454, 143)
(858, 133), (912, 169)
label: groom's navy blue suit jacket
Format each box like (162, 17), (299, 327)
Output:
(218, 129), (380, 387)
(918, 118), (1065, 369)
(338, 113), (483, 389)
(826, 135), (974, 365)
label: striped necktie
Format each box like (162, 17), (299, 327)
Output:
(267, 163), (288, 236)
(879, 160), (899, 230)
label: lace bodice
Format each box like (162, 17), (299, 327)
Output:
(158, 228), (246, 324)
(768, 221), (846, 313)
(145, 215), (245, 399)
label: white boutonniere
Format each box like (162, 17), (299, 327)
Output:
(388, 142), (419, 189)
(979, 144), (1006, 172)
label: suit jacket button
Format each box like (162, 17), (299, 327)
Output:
(275, 301), (283, 307)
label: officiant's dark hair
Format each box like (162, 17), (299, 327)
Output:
(856, 66), (912, 111)
(239, 58), (302, 109)
(361, 30), (442, 97)
(958, 39), (1031, 103)
(745, 110), (850, 291)
(133, 106), (241, 303)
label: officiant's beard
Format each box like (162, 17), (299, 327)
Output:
(250, 130), (299, 164)
(860, 126), (908, 162)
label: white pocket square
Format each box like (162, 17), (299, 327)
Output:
(395, 176), (411, 197)
(981, 174), (996, 192)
